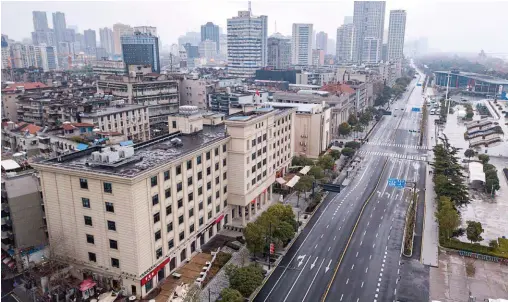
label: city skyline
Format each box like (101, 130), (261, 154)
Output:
(2, 1), (508, 54)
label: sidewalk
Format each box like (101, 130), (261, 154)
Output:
(421, 88), (439, 267)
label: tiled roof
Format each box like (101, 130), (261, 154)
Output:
(1, 82), (48, 92)
(321, 83), (355, 94)
(19, 123), (42, 134)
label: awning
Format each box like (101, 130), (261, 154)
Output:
(285, 175), (301, 188)
(120, 140), (134, 146)
(275, 178), (287, 185)
(1, 160), (20, 171)
(76, 143), (88, 151)
(214, 214), (225, 224)
(79, 279), (97, 292)
(299, 166), (311, 175)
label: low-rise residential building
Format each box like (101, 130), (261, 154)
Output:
(2, 121), (43, 157)
(295, 71), (335, 86)
(179, 77), (209, 109)
(91, 60), (127, 76)
(1, 82), (48, 122)
(208, 89), (268, 115)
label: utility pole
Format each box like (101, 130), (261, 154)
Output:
(446, 71), (451, 115)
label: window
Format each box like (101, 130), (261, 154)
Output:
(252, 178), (256, 185)
(263, 158), (267, 165)
(207, 182), (211, 190)
(88, 252), (96, 262)
(152, 194), (159, 206)
(223, 172), (227, 180)
(207, 167), (211, 175)
(179, 215), (184, 225)
(258, 136), (262, 143)
(82, 198), (90, 208)
(224, 186), (227, 194)
(188, 192), (194, 202)
(252, 139), (256, 147)
(105, 202), (114, 213)
(257, 175), (261, 181)
(206, 151), (211, 160)
(215, 148), (219, 156)
(223, 144), (226, 152)
(165, 188), (171, 199)
(154, 212), (160, 223)
(216, 205), (220, 213)
(207, 196), (212, 205)
(215, 163), (219, 171)
(208, 211), (212, 219)
(84, 216), (92, 226)
(156, 247), (163, 259)
(197, 155), (202, 165)
(86, 234), (94, 244)
(164, 170), (170, 181)
(187, 160), (192, 170)
(189, 208), (194, 217)
(172, 121), (177, 128)
(257, 150), (262, 157)
(80, 178), (88, 189)
(224, 199), (228, 207)
(111, 258), (120, 268)
(168, 239), (174, 249)
(167, 222), (173, 232)
(223, 158), (227, 167)
(155, 230), (161, 241)
(189, 224), (195, 233)
(263, 134), (267, 141)
(216, 191), (220, 198)
(177, 182), (183, 192)
(199, 202), (203, 210)
(166, 205), (172, 215)
(215, 177), (219, 185)
(187, 177), (193, 186)
(252, 153), (256, 160)
(179, 232), (185, 241)
(198, 187), (203, 195)
(263, 146), (267, 153)
(198, 171), (202, 180)
(252, 166), (256, 173)
(104, 182), (112, 193)
(176, 165), (182, 175)
(151, 176), (158, 187)
(107, 220), (116, 231)
(178, 199), (183, 208)
(199, 217), (204, 225)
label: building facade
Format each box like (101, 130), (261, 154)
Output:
(315, 31), (328, 53)
(227, 10), (268, 78)
(353, 1), (386, 63)
(134, 26), (158, 37)
(267, 34), (291, 69)
(52, 11), (67, 53)
(84, 29), (97, 55)
(198, 40), (217, 60)
(121, 33), (160, 73)
(99, 27), (115, 55)
(113, 23), (133, 55)
(336, 24), (356, 63)
(312, 49), (325, 67)
(200, 22), (220, 52)
(387, 10), (407, 63)
(291, 23), (313, 66)
(179, 78), (208, 109)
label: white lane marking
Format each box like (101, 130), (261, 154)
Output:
(356, 252), (359, 258)
(351, 264), (354, 270)
(340, 294), (344, 301)
(328, 246), (331, 251)
(365, 267), (368, 273)
(333, 236), (336, 241)
(346, 278), (349, 284)
(301, 258), (326, 302)
(281, 257), (311, 302)
(315, 244), (318, 249)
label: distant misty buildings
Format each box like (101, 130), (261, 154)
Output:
(267, 33), (291, 69)
(99, 27), (115, 55)
(113, 23), (133, 55)
(201, 22), (220, 52)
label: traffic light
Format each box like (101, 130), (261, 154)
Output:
(269, 243), (275, 255)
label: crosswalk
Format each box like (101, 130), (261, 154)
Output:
(359, 150), (428, 161)
(366, 141), (428, 150)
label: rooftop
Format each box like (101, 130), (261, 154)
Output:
(2, 82), (48, 93)
(435, 71), (508, 85)
(34, 125), (228, 178)
(79, 104), (147, 118)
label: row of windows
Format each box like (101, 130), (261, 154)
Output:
(80, 178), (112, 193)
(86, 235), (118, 250)
(87, 252), (119, 268)
(84, 216), (116, 231)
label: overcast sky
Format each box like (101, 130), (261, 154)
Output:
(2, 0), (508, 54)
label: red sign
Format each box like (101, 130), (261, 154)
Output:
(269, 243), (275, 255)
(141, 257), (170, 286)
(214, 214), (225, 224)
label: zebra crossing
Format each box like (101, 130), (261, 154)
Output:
(358, 150), (428, 161)
(366, 141), (428, 150)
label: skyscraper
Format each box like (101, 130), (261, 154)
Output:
(52, 12), (67, 52)
(32, 11), (52, 46)
(199, 40), (217, 60)
(387, 10), (407, 62)
(201, 22), (220, 52)
(292, 23), (313, 66)
(315, 31), (328, 52)
(353, 1), (386, 63)
(227, 10), (268, 78)
(267, 33), (291, 69)
(32, 11), (49, 31)
(336, 24), (356, 63)
(113, 23), (133, 55)
(99, 27), (115, 54)
(121, 32), (160, 73)
(84, 29), (97, 54)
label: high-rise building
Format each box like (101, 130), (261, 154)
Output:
(198, 39), (217, 60)
(201, 22), (220, 52)
(1, 35), (11, 69)
(387, 10), (407, 62)
(315, 31), (328, 53)
(291, 23), (313, 66)
(312, 49), (325, 66)
(99, 27), (115, 54)
(74, 33), (84, 52)
(113, 23), (133, 55)
(178, 32), (201, 47)
(134, 26), (157, 36)
(121, 32), (160, 73)
(45, 45), (58, 70)
(184, 43), (199, 59)
(63, 28), (76, 43)
(84, 29), (97, 55)
(52, 12), (67, 52)
(32, 11), (49, 31)
(267, 33), (291, 69)
(353, 1), (386, 63)
(327, 38), (335, 56)
(219, 34), (228, 58)
(227, 10), (268, 78)
(343, 16), (353, 25)
(336, 24), (356, 63)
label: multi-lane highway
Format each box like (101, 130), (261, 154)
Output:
(254, 70), (428, 302)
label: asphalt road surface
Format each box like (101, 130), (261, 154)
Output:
(254, 72), (427, 302)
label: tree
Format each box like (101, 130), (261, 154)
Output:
(338, 122), (351, 136)
(489, 239), (499, 249)
(329, 150), (341, 160)
(435, 196), (461, 241)
(466, 221), (484, 243)
(485, 176), (500, 194)
(244, 222), (265, 254)
(225, 264), (264, 297)
(317, 155), (334, 172)
(292, 156), (314, 167)
(464, 149), (475, 160)
(341, 147), (355, 157)
(478, 154), (490, 165)
(294, 175), (314, 207)
(308, 165), (325, 180)
(348, 114), (358, 126)
(352, 124), (364, 139)
(220, 288), (243, 302)
(345, 141), (361, 149)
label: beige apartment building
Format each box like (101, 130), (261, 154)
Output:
(32, 105), (296, 298)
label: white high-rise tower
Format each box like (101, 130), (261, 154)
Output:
(387, 10), (407, 62)
(291, 23), (313, 66)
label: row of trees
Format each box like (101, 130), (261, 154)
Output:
(374, 76), (412, 106)
(338, 108), (376, 137)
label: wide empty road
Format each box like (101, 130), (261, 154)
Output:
(255, 74), (427, 302)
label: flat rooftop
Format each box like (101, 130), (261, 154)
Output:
(225, 106), (289, 122)
(435, 71), (508, 85)
(35, 125), (227, 178)
(79, 105), (147, 117)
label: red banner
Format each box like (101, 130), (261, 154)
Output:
(141, 257), (170, 286)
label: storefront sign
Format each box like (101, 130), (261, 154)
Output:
(141, 257), (170, 286)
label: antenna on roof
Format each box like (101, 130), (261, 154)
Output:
(248, 1), (252, 15)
